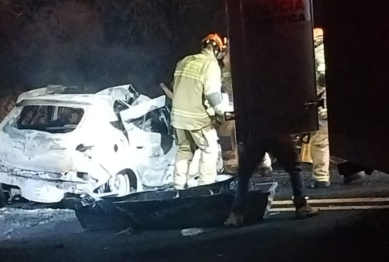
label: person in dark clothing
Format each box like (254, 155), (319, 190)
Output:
(337, 161), (374, 184)
(224, 135), (319, 227)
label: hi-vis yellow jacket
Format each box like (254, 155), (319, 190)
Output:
(171, 49), (223, 130)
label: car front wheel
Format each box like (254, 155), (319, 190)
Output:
(108, 172), (136, 197)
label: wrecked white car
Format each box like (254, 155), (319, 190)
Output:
(0, 84), (224, 204)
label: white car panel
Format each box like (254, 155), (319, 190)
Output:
(0, 84), (225, 203)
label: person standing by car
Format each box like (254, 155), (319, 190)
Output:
(310, 28), (331, 188)
(224, 30), (321, 225)
(171, 33), (228, 190)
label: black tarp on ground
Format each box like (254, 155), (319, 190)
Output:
(63, 180), (278, 231)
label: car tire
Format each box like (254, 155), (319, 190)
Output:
(0, 184), (6, 208)
(108, 171), (137, 197)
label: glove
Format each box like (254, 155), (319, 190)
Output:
(213, 104), (225, 117)
(215, 114), (224, 124)
(206, 107), (216, 116)
(301, 133), (311, 143)
(318, 107), (327, 120)
(206, 104), (226, 117)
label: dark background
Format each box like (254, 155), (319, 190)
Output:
(0, 0), (226, 96)
(0, 0), (323, 96)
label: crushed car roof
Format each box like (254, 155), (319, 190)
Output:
(18, 95), (114, 107)
(16, 84), (136, 106)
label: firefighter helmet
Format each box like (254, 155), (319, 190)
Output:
(201, 33), (228, 59)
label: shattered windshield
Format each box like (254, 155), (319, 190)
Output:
(13, 105), (84, 134)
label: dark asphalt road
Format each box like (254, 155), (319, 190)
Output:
(1, 165), (389, 262)
(267, 163), (389, 200)
(1, 209), (389, 262)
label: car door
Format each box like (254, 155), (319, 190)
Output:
(119, 96), (173, 188)
(138, 110), (175, 188)
(225, 0), (319, 142)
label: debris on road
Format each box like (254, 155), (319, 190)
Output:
(115, 227), (135, 236)
(0, 208), (76, 239)
(181, 228), (204, 237)
(3, 228), (13, 236)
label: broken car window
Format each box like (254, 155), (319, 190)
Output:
(127, 109), (169, 134)
(112, 99), (171, 135)
(113, 100), (129, 115)
(143, 109), (169, 134)
(111, 100), (128, 132)
(14, 105), (84, 134)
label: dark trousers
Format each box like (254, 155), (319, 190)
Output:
(233, 135), (305, 214)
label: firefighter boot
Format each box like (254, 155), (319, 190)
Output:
(293, 197), (319, 219)
(224, 212), (244, 227)
(313, 181), (331, 188)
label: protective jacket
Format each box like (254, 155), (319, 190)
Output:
(171, 49), (223, 130)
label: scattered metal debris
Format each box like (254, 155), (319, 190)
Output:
(181, 228), (204, 237)
(115, 227), (135, 236)
(3, 228), (13, 236)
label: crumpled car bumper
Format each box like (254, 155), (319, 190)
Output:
(0, 170), (94, 203)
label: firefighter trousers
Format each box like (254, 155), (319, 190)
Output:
(173, 125), (219, 190)
(310, 127), (330, 182)
(232, 135), (305, 214)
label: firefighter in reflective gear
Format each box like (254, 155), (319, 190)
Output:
(310, 28), (330, 188)
(171, 33), (228, 190)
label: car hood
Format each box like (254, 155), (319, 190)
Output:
(0, 125), (77, 173)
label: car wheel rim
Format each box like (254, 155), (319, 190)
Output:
(109, 173), (130, 197)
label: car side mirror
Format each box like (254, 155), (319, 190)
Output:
(76, 144), (94, 152)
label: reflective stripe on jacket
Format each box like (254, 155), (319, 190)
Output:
(171, 49), (222, 130)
